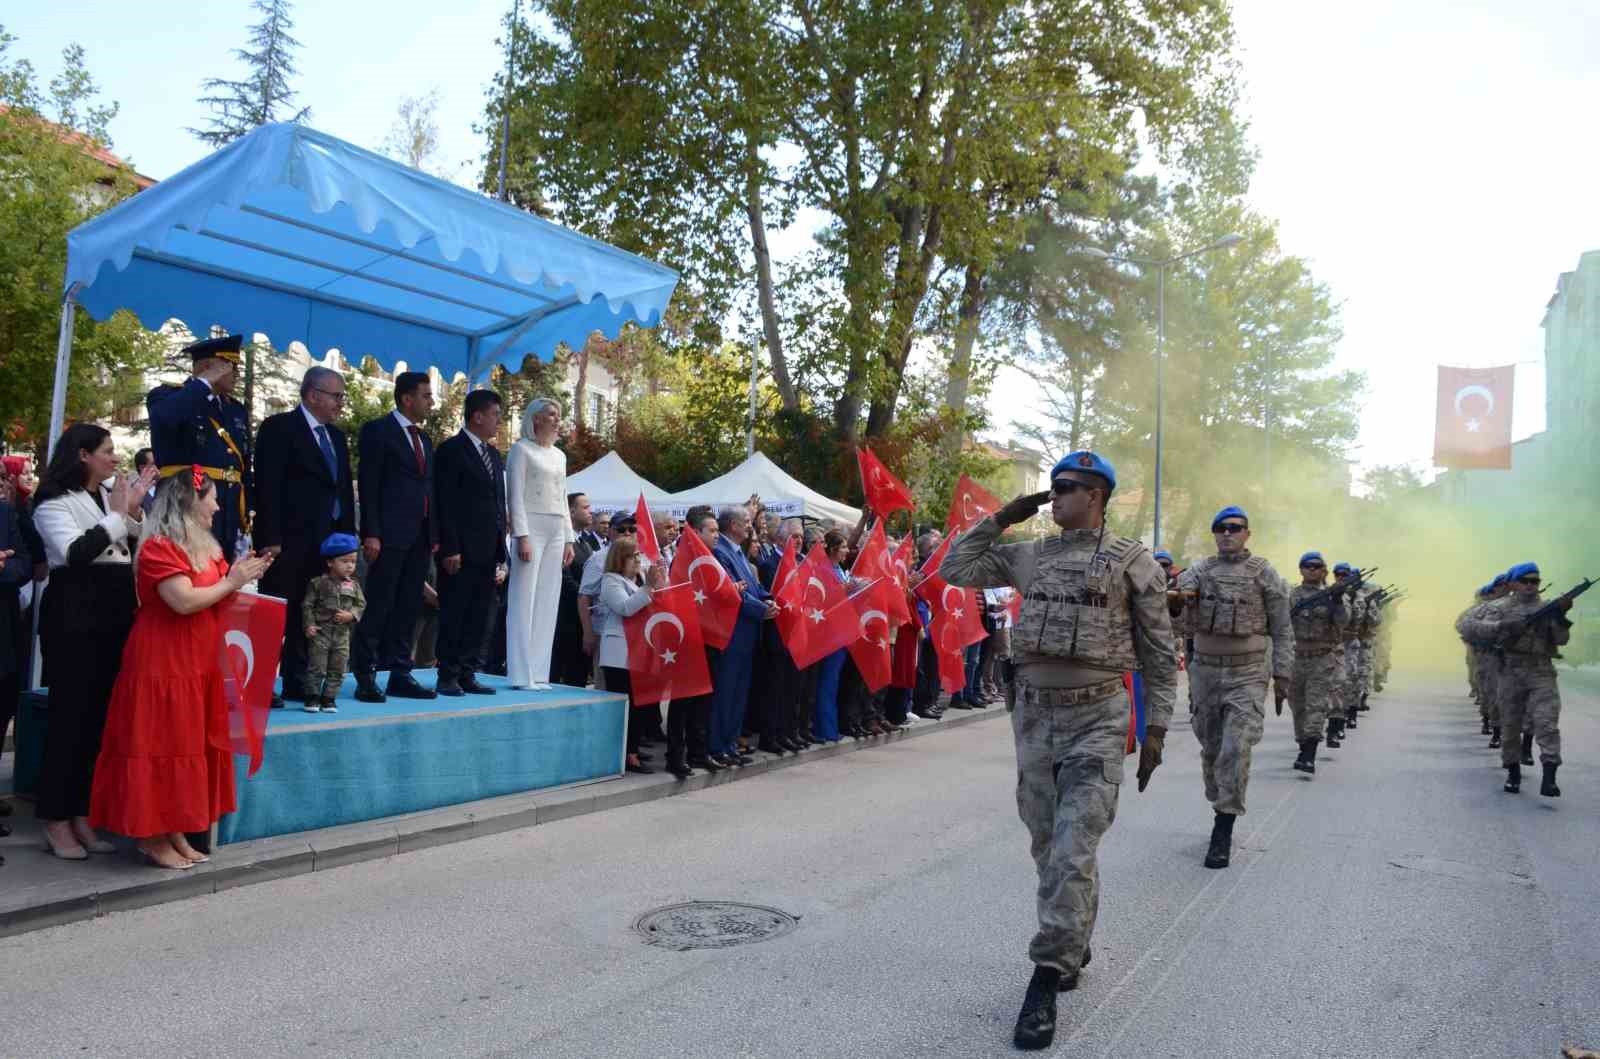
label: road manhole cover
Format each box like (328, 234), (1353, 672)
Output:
(633, 901), (800, 951)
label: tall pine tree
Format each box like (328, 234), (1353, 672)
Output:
(190, 0), (310, 148)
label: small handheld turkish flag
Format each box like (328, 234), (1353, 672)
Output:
(669, 526), (741, 649)
(781, 544), (859, 669)
(945, 473), (1001, 535)
(218, 590), (287, 776)
(624, 583), (712, 706)
(1434, 365), (1514, 469)
(857, 446), (915, 514)
(634, 494), (660, 564)
(847, 577), (899, 692)
(850, 519), (912, 627)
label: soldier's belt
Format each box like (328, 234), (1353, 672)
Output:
(1019, 676), (1126, 707)
(159, 464), (242, 485)
(1191, 650), (1266, 668)
(1295, 644), (1342, 657)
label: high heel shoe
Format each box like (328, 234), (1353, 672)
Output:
(140, 849), (195, 871)
(44, 824), (88, 861)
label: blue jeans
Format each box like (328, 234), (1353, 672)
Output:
(958, 642), (983, 702)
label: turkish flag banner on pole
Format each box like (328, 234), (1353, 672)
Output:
(847, 577), (899, 692)
(945, 473), (1002, 535)
(669, 526), (741, 649)
(1433, 365), (1514, 469)
(770, 535), (807, 653)
(634, 493), (661, 564)
(624, 583), (712, 706)
(857, 446), (916, 515)
(781, 545), (859, 669)
(218, 590), (287, 776)
(850, 519), (912, 627)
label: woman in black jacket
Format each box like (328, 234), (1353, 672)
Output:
(31, 424), (154, 860)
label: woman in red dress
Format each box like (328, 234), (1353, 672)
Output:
(89, 468), (273, 869)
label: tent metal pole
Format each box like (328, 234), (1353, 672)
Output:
(30, 285), (79, 690)
(746, 340), (758, 458)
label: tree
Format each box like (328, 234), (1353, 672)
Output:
(382, 88), (450, 177)
(191, 0), (310, 148)
(0, 26), (163, 454)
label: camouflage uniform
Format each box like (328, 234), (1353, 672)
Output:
(1373, 609), (1393, 691)
(1340, 589), (1379, 719)
(1466, 596), (1566, 768)
(1288, 584), (1349, 744)
(1176, 553), (1294, 815)
(1456, 596), (1499, 729)
(943, 519), (1177, 977)
(303, 573), (367, 700)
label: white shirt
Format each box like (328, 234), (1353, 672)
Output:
(33, 485), (140, 569)
(299, 403), (329, 436)
(392, 409), (419, 433)
(506, 438), (575, 542)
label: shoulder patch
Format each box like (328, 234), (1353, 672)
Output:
(1243, 555), (1269, 576)
(1103, 536), (1144, 563)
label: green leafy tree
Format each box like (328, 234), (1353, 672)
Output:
(191, 0), (311, 147)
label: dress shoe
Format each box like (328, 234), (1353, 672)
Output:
(758, 741), (787, 755)
(667, 760), (694, 779)
(386, 672), (437, 700)
(732, 753), (754, 766)
(280, 688), (308, 703)
(270, 694), (285, 710)
(625, 760), (654, 775)
(688, 755), (725, 773)
(435, 678), (465, 697)
(354, 674), (387, 703)
(783, 736), (806, 752)
(0, 799), (12, 817)
(320, 698), (339, 714)
(948, 698), (973, 710)
(459, 676), (497, 695)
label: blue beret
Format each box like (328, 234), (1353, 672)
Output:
(1210, 505), (1248, 530)
(1490, 572), (1509, 588)
(1299, 551), (1323, 565)
(1478, 584), (1493, 597)
(1049, 450), (1116, 491)
(1153, 549), (1173, 563)
(320, 532), (360, 558)
(1507, 562), (1540, 581)
(1332, 562), (1353, 575)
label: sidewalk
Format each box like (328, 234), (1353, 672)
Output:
(0, 706), (1005, 937)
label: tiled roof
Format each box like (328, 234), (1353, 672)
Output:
(0, 103), (155, 188)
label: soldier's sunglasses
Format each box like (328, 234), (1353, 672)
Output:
(1050, 479), (1093, 495)
(1300, 562), (1324, 570)
(1214, 523), (1248, 535)
(1517, 576), (1540, 585)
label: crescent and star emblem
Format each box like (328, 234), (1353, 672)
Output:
(858, 608), (890, 648)
(962, 493), (978, 522)
(224, 630), (255, 686)
(685, 554), (727, 604)
(642, 611), (686, 665)
(940, 583), (966, 621)
(1453, 384), (1496, 434)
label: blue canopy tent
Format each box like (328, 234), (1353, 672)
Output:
(49, 121), (679, 450)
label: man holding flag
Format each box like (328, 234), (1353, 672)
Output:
(940, 450), (1177, 1052)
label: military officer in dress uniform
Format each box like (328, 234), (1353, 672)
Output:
(146, 334), (254, 558)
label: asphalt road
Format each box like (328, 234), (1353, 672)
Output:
(4, 674), (1596, 1059)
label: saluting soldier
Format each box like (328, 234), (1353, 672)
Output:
(146, 334), (254, 558)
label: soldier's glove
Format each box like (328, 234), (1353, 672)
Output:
(1136, 725), (1166, 793)
(1273, 681), (1287, 715)
(994, 491), (1051, 529)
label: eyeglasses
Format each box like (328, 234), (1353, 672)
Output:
(312, 387), (347, 404)
(1214, 523), (1248, 535)
(1299, 562), (1325, 570)
(1051, 479), (1093, 496)
(1517, 576), (1540, 585)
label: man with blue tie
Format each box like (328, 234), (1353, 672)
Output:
(353, 371), (438, 702)
(255, 366), (357, 707)
(709, 505), (779, 763)
(432, 390), (508, 696)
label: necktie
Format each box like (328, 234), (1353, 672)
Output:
(408, 425), (428, 518)
(315, 425), (341, 520)
(479, 440), (494, 478)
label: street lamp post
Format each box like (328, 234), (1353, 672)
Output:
(1071, 234), (1241, 548)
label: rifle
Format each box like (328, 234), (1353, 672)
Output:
(1370, 586), (1407, 609)
(1291, 567), (1377, 614)
(1517, 575), (1596, 629)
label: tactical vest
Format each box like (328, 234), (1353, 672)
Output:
(1496, 599), (1561, 657)
(1189, 555), (1269, 637)
(1290, 584), (1341, 645)
(1014, 533), (1143, 671)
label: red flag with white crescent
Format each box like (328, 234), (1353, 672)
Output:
(634, 493), (660, 564)
(850, 519), (912, 627)
(771, 534), (806, 650)
(857, 446), (916, 514)
(945, 473), (1002, 535)
(1433, 364), (1514, 469)
(624, 583), (712, 706)
(218, 590), (287, 776)
(781, 544), (859, 669)
(669, 526), (741, 649)
(847, 577), (899, 692)
(930, 609), (970, 693)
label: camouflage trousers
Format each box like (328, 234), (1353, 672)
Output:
(1288, 648), (1342, 742)
(1189, 656), (1268, 815)
(1476, 654), (1501, 725)
(1340, 641), (1369, 712)
(1011, 683), (1126, 975)
(307, 628), (353, 700)
(1467, 647), (1480, 702)
(1498, 658), (1562, 767)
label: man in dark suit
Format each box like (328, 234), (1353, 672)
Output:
(708, 506), (778, 764)
(353, 371), (438, 702)
(432, 390), (508, 696)
(255, 366), (357, 707)
(551, 491), (595, 688)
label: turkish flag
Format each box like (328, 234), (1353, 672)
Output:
(945, 473), (1002, 535)
(219, 590), (287, 776)
(857, 446), (915, 514)
(914, 531), (956, 600)
(669, 527), (741, 649)
(634, 493), (661, 564)
(930, 609), (970, 693)
(890, 620), (919, 688)
(781, 545), (859, 669)
(850, 520), (912, 627)
(1004, 590), (1022, 627)
(1434, 365), (1514, 469)
(624, 583), (712, 706)
(847, 578), (899, 692)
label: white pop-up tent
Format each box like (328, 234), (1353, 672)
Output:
(567, 451), (678, 516)
(669, 451), (861, 526)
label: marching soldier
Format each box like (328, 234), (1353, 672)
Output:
(1464, 562), (1571, 796)
(1286, 551), (1348, 770)
(1331, 563), (1371, 730)
(941, 451), (1176, 1052)
(1172, 506), (1293, 870)
(1457, 574), (1509, 745)
(146, 334), (254, 558)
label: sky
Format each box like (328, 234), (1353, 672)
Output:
(10, 0), (1600, 481)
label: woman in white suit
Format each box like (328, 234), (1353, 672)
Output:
(505, 398), (575, 689)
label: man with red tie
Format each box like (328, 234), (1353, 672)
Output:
(353, 371), (438, 702)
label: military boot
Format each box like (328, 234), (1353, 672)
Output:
(1293, 739), (1318, 774)
(1480, 718), (1491, 735)
(1203, 812), (1236, 869)
(1358, 693), (1370, 712)
(1326, 718), (1342, 749)
(1058, 945), (1090, 992)
(1488, 727), (1501, 749)
(1519, 731), (1535, 767)
(1504, 763), (1521, 794)
(1540, 763), (1560, 798)
(1012, 965), (1060, 1050)
(1345, 705), (1358, 729)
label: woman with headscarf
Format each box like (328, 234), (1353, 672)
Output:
(31, 424), (155, 860)
(505, 398), (576, 689)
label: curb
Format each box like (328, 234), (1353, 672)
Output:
(0, 706), (1006, 938)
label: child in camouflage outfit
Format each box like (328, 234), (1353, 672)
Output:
(302, 533), (366, 713)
